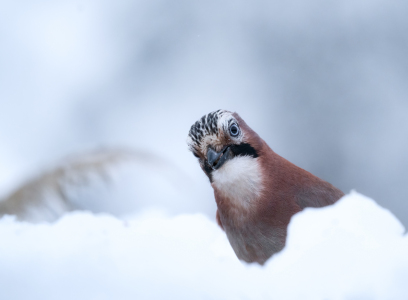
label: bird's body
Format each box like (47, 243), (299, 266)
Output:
(187, 110), (344, 264)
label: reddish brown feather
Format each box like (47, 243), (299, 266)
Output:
(215, 210), (224, 230)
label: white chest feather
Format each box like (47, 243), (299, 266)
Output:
(212, 156), (263, 208)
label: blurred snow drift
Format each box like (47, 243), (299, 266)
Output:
(0, 192), (407, 300)
(0, 148), (199, 223)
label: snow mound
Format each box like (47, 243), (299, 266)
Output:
(0, 192), (407, 299)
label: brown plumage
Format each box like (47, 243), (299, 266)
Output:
(187, 110), (344, 264)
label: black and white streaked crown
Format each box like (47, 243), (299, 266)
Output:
(187, 109), (232, 153)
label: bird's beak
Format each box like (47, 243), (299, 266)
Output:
(207, 146), (233, 170)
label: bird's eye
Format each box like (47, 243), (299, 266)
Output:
(229, 124), (240, 137)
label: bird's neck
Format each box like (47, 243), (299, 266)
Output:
(211, 155), (263, 213)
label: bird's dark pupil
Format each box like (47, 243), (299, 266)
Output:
(230, 125), (238, 135)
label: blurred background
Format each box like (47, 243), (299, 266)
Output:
(0, 0), (407, 224)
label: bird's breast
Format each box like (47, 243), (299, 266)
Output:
(224, 222), (286, 264)
(211, 155), (285, 264)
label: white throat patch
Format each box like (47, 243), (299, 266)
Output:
(212, 156), (263, 208)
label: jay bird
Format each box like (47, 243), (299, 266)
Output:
(187, 110), (344, 265)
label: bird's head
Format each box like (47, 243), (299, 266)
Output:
(187, 109), (263, 183)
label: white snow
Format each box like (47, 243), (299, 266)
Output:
(0, 191), (407, 299)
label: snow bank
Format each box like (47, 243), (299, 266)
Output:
(0, 192), (407, 299)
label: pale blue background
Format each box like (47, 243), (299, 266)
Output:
(1, 0), (407, 224)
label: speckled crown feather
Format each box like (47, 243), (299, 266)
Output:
(187, 109), (233, 153)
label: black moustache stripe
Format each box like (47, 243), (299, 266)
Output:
(229, 143), (258, 158)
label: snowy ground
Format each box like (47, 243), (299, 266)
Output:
(1, 191), (407, 300)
